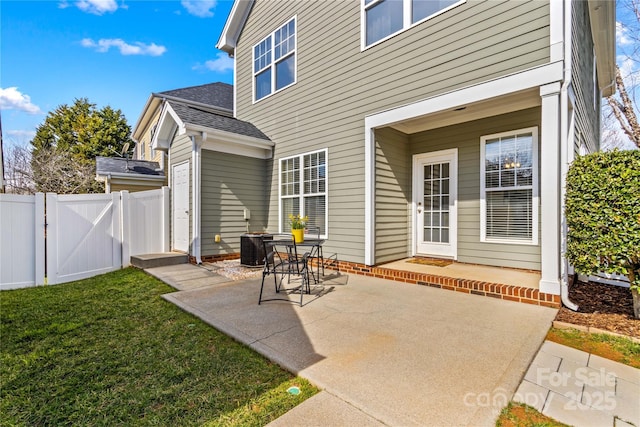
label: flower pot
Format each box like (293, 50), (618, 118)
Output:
(291, 229), (304, 243)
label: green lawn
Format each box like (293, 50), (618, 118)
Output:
(0, 268), (318, 426)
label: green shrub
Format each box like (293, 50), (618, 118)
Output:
(565, 150), (640, 297)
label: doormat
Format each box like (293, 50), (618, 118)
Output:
(406, 257), (453, 267)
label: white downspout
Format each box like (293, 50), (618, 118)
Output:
(106, 174), (112, 194)
(560, 0), (579, 310)
(190, 134), (202, 264)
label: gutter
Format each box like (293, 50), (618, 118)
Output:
(559, 0), (578, 311)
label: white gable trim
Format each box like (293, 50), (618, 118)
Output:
(152, 102), (183, 151)
(363, 62), (563, 266)
(217, 0), (254, 54)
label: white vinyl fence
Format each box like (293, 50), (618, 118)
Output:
(0, 187), (169, 290)
(0, 194), (45, 289)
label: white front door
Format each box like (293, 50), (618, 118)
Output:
(172, 162), (189, 253)
(413, 149), (458, 259)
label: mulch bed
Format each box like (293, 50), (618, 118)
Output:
(555, 280), (640, 338)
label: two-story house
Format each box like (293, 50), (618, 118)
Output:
(153, 0), (615, 305)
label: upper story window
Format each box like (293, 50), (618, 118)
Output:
(363, 0), (464, 48)
(480, 128), (538, 245)
(254, 17), (296, 102)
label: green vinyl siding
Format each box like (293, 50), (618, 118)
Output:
(571, 0), (600, 154)
(200, 151), (267, 256)
(408, 107), (542, 270)
(234, 0), (551, 264)
(375, 128), (410, 264)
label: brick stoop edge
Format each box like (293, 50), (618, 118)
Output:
(191, 253), (561, 308)
(323, 259), (561, 308)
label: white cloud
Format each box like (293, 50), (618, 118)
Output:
(616, 21), (633, 46)
(7, 130), (37, 140)
(181, 0), (216, 18)
(0, 87), (41, 114)
(81, 38), (167, 56)
(193, 53), (234, 72)
(75, 0), (118, 15)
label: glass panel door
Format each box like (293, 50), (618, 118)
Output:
(413, 150), (457, 258)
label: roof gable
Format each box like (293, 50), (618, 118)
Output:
(158, 82), (233, 112)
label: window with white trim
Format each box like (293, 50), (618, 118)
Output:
(280, 149), (327, 236)
(480, 128), (538, 244)
(254, 17), (296, 101)
(363, 0), (464, 47)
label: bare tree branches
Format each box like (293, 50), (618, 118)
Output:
(604, 0), (640, 150)
(2, 145), (35, 195)
(607, 65), (640, 148)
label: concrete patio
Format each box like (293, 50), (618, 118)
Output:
(154, 266), (557, 426)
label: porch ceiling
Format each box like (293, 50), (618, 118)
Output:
(390, 88), (540, 134)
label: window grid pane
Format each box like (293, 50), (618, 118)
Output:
(483, 131), (535, 241)
(281, 151), (327, 235)
(422, 162), (449, 244)
(254, 18), (295, 100)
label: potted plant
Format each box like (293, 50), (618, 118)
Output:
(288, 214), (308, 243)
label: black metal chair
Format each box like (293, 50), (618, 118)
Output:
(305, 226), (324, 280)
(259, 235), (310, 306)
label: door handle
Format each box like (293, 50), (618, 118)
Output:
(185, 210), (188, 214)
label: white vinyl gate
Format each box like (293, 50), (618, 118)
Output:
(46, 193), (122, 285)
(0, 187), (169, 289)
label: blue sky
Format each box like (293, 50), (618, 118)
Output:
(1, 0), (235, 148)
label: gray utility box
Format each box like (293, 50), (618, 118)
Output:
(240, 233), (272, 266)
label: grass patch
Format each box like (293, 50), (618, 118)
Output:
(546, 327), (640, 369)
(0, 268), (318, 426)
(496, 402), (570, 427)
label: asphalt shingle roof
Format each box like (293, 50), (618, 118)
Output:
(169, 101), (270, 141)
(96, 157), (165, 177)
(159, 82), (233, 111)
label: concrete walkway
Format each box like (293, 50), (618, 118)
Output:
(515, 340), (640, 427)
(147, 263), (561, 426)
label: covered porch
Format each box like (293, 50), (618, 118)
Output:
(364, 63), (568, 300)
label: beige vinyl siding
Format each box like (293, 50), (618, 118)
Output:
(408, 107), (542, 270)
(375, 128), (410, 264)
(235, 0), (551, 264)
(169, 135), (192, 252)
(571, 0), (600, 155)
(200, 151), (267, 256)
(110, 183), (163, 193)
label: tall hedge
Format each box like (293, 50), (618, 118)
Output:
(565, 150), (640, 299)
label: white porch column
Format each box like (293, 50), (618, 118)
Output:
(190, 135), (203, 264)
(539, 82), (562, 294)
(364, 124), (376, 266)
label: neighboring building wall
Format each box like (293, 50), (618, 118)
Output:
(571, 0), (600, 154)
(407, 107), (542, 271)
(375, 128), (410, 264)
(110, 183), (163, 193)
(200, 151), (268, 256)
(235, 0), (551, 264)
(136, 108), (167, 166)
